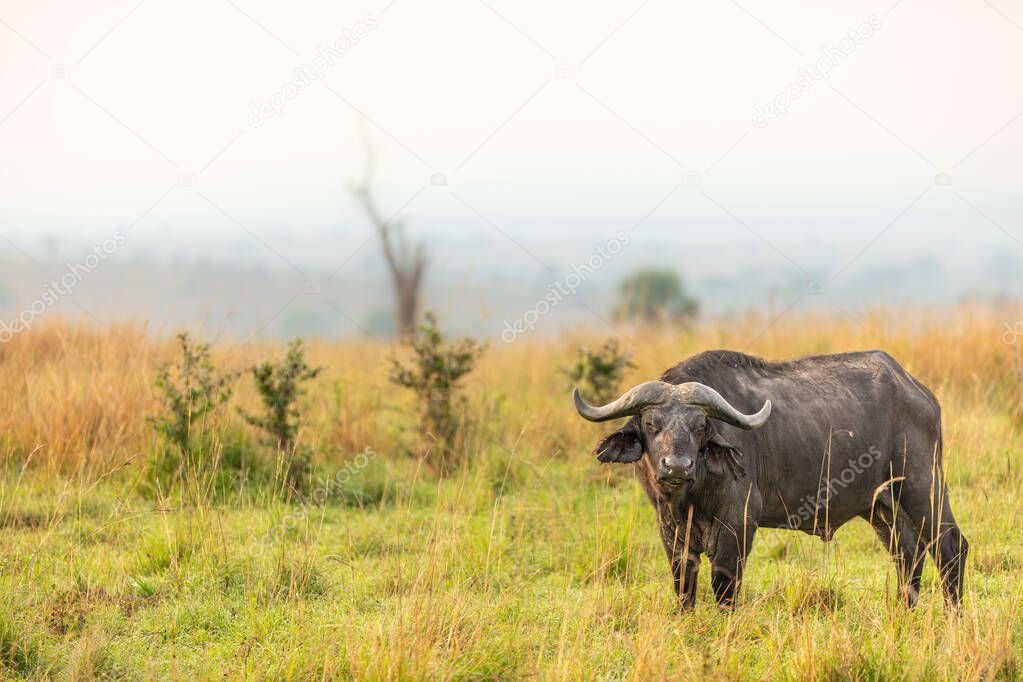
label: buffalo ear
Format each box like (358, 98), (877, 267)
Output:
(703, 429), (747, 478)
(594, 424), (643, 463)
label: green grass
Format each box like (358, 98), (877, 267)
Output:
(1, 429), (1020, 681)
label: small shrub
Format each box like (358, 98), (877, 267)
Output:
(242, 339), (322, 487)
(389, 313), (486, 467)
(152, 332), (235, 456)
(562, 339), (635, 404)
(150, 333), (237, 494)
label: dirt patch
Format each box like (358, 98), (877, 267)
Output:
(0, 510), (49, 530)
(46, 588), (161, 635)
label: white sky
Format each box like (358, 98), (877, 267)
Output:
(1, 0), (1022, 272)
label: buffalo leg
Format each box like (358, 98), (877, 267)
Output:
(673, 554), (701, 609)
(657, 504), (700, 609)
(709, 521), (755, 609)
(710, 564), (739, 607)
(897, 426), (969, 608)
(867, 509), (926, 607)
(929, 497), (969, 607)
(900, 489), (969, 607)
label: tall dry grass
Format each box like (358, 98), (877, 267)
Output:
(1, 303), (1020, 475)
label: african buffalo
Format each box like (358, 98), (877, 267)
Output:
(574, 350), (968, 609)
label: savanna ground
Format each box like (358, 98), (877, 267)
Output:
(1, 305), (1022, 680)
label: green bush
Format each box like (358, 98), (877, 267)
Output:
(390, 313), (486, 468)
(562, 339), (635, 404)
(150, 333), (237, 490)
(153, 333), (236, 454)
(241, 338), (322, 488)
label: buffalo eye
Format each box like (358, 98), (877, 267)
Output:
(689, 421), (707, 442)
(645, 419), (661, 435)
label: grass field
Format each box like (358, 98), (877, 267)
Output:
(1, 306), (1022, 680)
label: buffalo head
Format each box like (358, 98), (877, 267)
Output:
(574, 381), (771, 488)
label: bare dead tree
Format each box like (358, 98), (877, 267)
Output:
(351, 141), (428, 338)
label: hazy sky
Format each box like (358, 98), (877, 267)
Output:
(1, 0), (1022, 287)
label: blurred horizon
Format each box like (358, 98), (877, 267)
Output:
(2, 0), (1022, 340)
